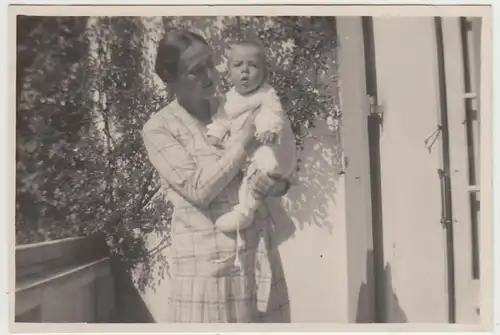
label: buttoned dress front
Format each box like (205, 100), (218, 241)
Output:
(142, 99), (290, 323)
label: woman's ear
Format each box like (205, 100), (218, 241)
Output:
(209, 92), (224, 115)
(166, 80), (181, 101)
(167, 89), (175, 101)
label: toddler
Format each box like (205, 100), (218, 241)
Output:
(207, 40), (297, 267)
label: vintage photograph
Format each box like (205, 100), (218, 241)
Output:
(12, 6), (492, 328)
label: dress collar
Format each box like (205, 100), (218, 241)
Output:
(169, 99), (223, 156)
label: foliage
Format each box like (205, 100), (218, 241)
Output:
(16, 16), (93, 243)
(16, 16), (171, 244)
(16, 16), (340, 290)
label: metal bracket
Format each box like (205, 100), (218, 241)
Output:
(438, 168), (454, 228)
(464, 92), (477, 100)
(368, 95), (384, 126)
(338, 156), (348, 175)
(368, 95), (381, 115)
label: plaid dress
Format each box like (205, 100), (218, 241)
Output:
(142, 100), (290, 323)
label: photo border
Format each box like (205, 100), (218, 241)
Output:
(4, 2), (496, 334)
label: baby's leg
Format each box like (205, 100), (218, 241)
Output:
(234, 145), (280, 214)
(251, 145), (281, 176)
(214, 146), (281, 233)
(233, 164), (263, 217)
(214, 167), (260, 233)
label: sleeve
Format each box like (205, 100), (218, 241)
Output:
(207, 108), (231, 140)
(142, 115), (248, 209)
(255, 90), (286, 135)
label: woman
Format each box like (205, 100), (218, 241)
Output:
(142, 30), (292, 323)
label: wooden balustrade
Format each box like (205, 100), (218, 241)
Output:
(15, 235), (115, 323)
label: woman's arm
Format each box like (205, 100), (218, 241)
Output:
(142, 115), (252, 209)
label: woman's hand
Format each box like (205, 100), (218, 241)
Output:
(249, 170), (290, 199)
(237, 113), (259, 152)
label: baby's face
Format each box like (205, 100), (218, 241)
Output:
(228, 45), (265, 95)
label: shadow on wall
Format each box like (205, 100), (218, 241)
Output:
(111, 258), (156, 322)
(282, 122), (343, 234)
(383, 264), (408, 323)
(355, 250), (408, 323)
(355, 250), (375, 323)
(110, 226), (171, 322)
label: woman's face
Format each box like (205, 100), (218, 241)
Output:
(175, 46), (217, 101)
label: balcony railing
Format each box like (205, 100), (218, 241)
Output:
(15, 235), (115, 323)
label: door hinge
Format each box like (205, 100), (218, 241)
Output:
(438, 168), (454, 228)
(368, 95), (384, 124)
(339, 156), (348, 175)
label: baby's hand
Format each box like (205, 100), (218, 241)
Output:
(256, 131), (278, 145)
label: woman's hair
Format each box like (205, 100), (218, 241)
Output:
(155, 30), (209, 84)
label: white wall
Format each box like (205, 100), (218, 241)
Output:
(372, 17), (449, 322)
(279, 122), (348, 323)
